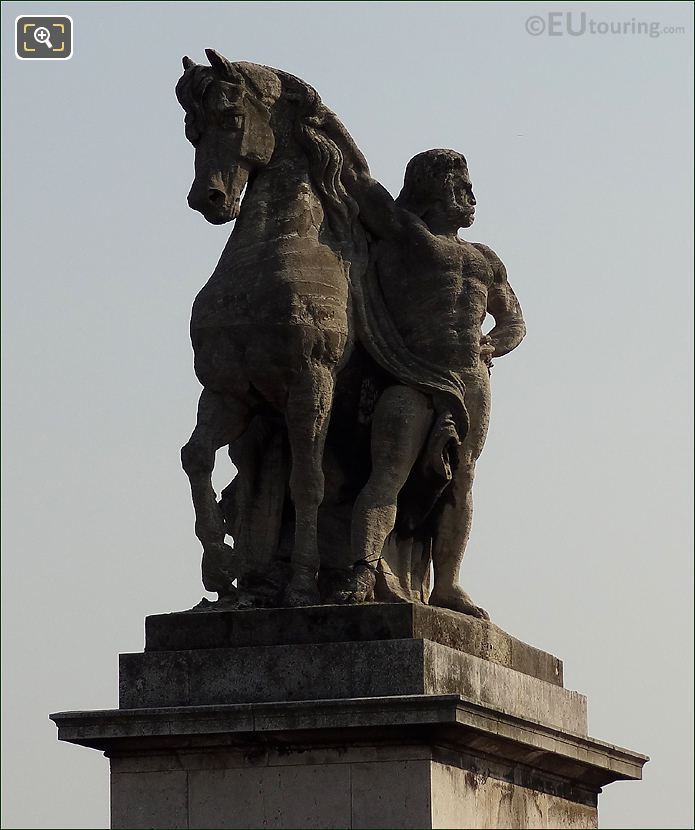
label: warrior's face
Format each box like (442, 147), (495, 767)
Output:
(440, 168), (476, 229)
(398, 150), (476, 232)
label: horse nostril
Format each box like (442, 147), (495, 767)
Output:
(208, 189), (225, 205)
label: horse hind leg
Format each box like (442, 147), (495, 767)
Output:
(181, 388), (250, 596)
(282, 362), (335, 607)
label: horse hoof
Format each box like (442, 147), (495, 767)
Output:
(281, 578), (320, 608)
(327, 565), (376, 605)
(282, 589), (320, 607)
(201, 543), (240, 595)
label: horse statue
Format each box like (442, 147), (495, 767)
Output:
(175, 50), (374, 606)
(176, 50), (468, 608)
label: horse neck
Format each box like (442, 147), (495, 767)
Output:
(259, 143), (313, 196)
(234, 145), (324, 240)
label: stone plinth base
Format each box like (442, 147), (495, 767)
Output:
(51, 604), (647, 828)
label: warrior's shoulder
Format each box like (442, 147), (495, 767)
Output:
(470, 242), (506, 276)
(470, 242), (502, 264)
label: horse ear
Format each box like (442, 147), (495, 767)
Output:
(182, 56), (195, 70)
(205, 48), (236, 78)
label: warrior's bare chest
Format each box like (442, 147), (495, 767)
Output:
(379, 238), (493, 297)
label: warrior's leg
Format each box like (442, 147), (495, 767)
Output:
(332, 386), (432, 603)
(429, 367), (491, 619)
(181, 388), (250, 596)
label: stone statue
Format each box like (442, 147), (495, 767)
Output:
(330, 150), (527, 617)
(176, 50), (367, 607)
(176, 51), (525, 615)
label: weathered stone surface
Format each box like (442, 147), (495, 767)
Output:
(351, 760), (433, 829)
(175, 52), (525, 614)
(111, 771), (187, 830)
(50, 695), (647, 788)
(430, 762), (598, 829)
(145, 603), (564, 686)
(120, 638), (585, 733)
(188, 764), (353, 830)
(51, 695), (647, 828)
(110, 754), (600, 830)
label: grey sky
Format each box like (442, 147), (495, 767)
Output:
(2, 2), (693, 827)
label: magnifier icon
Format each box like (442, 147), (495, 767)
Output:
(34, 26), (53, 49)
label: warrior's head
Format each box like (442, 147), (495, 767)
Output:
(396, 149), (476, 230)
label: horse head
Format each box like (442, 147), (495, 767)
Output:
(176, 50), (281, 224)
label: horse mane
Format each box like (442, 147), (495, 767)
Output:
(266, 66), (359, 231)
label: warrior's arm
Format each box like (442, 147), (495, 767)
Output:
(345, 171), (409, 240)
(320, 109), (408, 239)
(474, 244), (526, 358)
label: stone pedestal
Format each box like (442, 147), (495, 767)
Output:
(51, 604), (647, 828)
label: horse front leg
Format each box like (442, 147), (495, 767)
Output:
(181, 388), (250, 597)
(282, 361), (335, 606)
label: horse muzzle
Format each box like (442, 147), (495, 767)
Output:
(187, 186), (241, 224)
